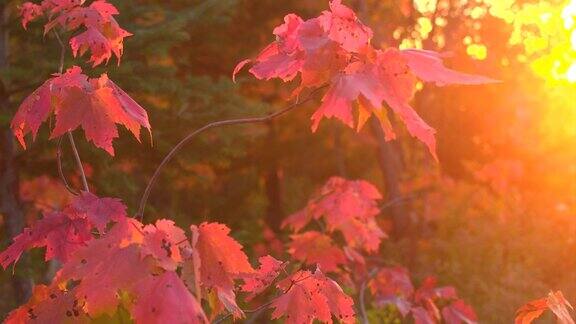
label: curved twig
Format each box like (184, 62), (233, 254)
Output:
(67, 132), (90, 193)
(359, 279), (370, 324)
(212, 300), (275, 324)
(359, 268), (379, 324)
(136, 85), (327, 219)
(53, 31), (90, 193)
(53, 31), (66, 74)
(57, 137), (80, 196)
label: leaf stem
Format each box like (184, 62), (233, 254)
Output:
(56, 137), (79, 196)
(53, 31), (65, 74)
(67, 132), (90, 192)
(359, 279), (369, 324)
(136, 85), (327, 220)
(53, 30), (90, 193)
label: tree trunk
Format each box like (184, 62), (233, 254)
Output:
(369, 116), (409, 239)
(354, 0), (410, 240)
(0, 3), (33, 304)
(264, 122), (283, 231)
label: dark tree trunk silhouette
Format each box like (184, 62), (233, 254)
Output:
(264, 122), (284, 231)
(369, 116), (409, 239)
(0, 3), (33, 304)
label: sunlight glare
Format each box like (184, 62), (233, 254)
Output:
(567, 63), (576, 82)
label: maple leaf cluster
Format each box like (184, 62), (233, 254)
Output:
(368, 269), (477, 323)
(12, 0), (148, 155)
(278, 176), (478, 324)
(11, 66), (151, 155)
(283, 176), (386, 272)
(234, 0), (497, 159)
(21, 0), (131, 66)
(3, 211), (211, 323)
(0, 191), (125, 268)
(1, 193), (356, 323)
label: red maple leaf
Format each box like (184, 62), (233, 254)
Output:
(11, 66), (151, 155)
(287, 231), (346, 272)
(141, 219), (188, 271)
(54, 217), (148, 316)
(270, 268), (355, 324)
(241, 255), (285, 299)
(20, 2), (43, 29)
(189, 222), (254, 318)
(238, 15), (305, 83)
(72, 191), (126, 233)
(369, 267), (414, 300)
(318, 0), (373, 53)
(515, 291), (575, 324)
(283, 177), (386, 253)
(414, 276), (458, 304)
(0, 192), (128, 268)
(21, 0), (131, 66)
(5, 286), (89, 324)
(412, 306), (436, 324)
(131, 271), (208, 324)
(368, 267), (414, 316)
(0, 210), (91, 267)
(442, 299), (478, 324)
(284, 177), (382, 230)
(339, 216), (385, 252)
(401, 49), (497, 86)
(233, 0), (497, 158)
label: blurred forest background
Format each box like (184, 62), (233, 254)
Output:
(0, 0), (575, 322)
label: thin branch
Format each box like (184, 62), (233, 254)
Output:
(212, 300), (275, 324)
(53, 30), (90, 193)
(359, 268), (379, 324)
(56, 137), (79, 196)
(379, 186), (434, 211)
(136, 85), (327, 219)
(359, 279), (370, 324)
(53, 31), (65, 74)
(67, 132), (89, 193)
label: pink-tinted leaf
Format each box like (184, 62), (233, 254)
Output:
(0, 210), (91, 268)
(548, 291), (575, 324)
(369, 267), (414, 300)
(70, 28), (113, 67)
(12, 66), (151, 155)
(5, 286), (89, 324)
(401, 49), (499, 86)
(283, 177), (385, 252)
(232, 59), (251, 83)
(20, 0), (130, 67)
(142, 219), (188, 271)
(189, 222), (253, 318)
(376, 48), (438, 160)
(442, 300), (478, 324)
(319, 0), (373, 52)
(131, 271), (208, 324)
(72, 191), (127, 233)
(412, 306), (436, 324)
(287, 231), (346, 272)
(241, 255), (285, 298)
(20, 2), (43, 29)
(270, 268), (355, 324)
(516, 291), (575, 324)
(55, 218), (147, 316)
(10, 80), (52, 149)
